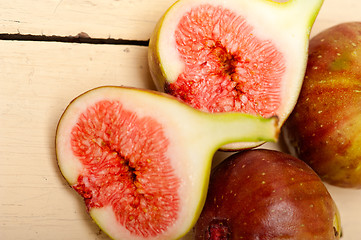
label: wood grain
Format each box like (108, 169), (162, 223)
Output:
(0, 0), (175, 40)
(0, 0), (360, 41)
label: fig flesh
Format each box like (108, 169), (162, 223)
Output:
(283, 22), (361, 188)
(148, 0), (324, 150)
(55, 86), (278, 240)
(194, 149), (341, 240)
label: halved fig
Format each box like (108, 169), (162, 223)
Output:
(148, 0), (324, 150)
(55, 86), (278, 240)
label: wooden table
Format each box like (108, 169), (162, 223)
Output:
(1, 0), (360, 239)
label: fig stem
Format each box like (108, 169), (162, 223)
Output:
(192, 112), (279, 150)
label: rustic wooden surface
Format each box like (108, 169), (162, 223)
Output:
(1, 0), (361, 239)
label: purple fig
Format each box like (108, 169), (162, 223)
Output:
(283, 22), (361, 188)
(194, 149), (341, 239)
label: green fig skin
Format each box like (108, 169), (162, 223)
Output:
(283, 22), (361, 188)
(194, 149), (341, 240)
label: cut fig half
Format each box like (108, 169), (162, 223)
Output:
(148, 0), (324, 150)
(55, 86), (278, 240)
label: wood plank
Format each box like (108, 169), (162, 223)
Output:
(0, 40), (155, 240)
(0, 0), (360, 40)
(0, 0), (175, 40)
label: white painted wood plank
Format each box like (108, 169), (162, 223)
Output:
(0, 40), (155, 240)
(0, 0), (175, 40)
(0, 0), (360, 40)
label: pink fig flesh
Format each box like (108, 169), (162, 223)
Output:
(69, 100), (180, 236)
(167, 4), (285, 117)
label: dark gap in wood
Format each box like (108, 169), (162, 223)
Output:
(0, 33), (149, 46)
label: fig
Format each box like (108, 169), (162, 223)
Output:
(55, 86), (278, 240)
(148, 0), (324, 150)
(283, 22), (361, 188)
(194, 149), (341, 239)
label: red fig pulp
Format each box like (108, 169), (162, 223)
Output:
(167, 4), (285, 117)
(70, 100), (180, 236)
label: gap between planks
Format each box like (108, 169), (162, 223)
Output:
(0, 32), (149, 46)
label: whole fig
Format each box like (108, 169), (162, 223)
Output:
(194, 149), (341, 239)
(283, 22), (361, 188)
